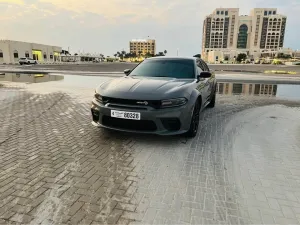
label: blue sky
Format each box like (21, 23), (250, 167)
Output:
(0, 0), (299, 56)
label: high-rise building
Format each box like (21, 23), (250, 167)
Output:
(129, 39), (156, 56)
(202, 8), (287, 60)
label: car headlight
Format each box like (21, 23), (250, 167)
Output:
(94, 90), (103, 103)
(161, 98), (187, 108)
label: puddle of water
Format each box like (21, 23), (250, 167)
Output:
(0, 73), (64, 83)
(217, 82), (300, 100)
(1, 73), (300, 101)
(61, 74), (112, 89)
(0, 73), (111, 89)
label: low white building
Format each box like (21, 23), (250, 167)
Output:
(0, 40), (62, 64)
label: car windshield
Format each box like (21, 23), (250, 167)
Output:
(130, 59), (195, 79)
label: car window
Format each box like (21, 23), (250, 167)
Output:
(20, 58), (26, 60)
(196, 66), (202, 75)
(130, 59), (195, 79)
(197, 60), (205, 71)
(201, 60), (210, 71)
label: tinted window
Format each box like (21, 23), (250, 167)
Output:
(196, 66), (202, 75)
(130, 59), (195, 79)
(197, 60), (205, 71)
(200, 60), (210, 71)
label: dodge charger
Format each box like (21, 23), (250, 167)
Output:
(91, 57), (217, 137)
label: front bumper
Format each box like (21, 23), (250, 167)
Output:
(91, 99), (193, 135)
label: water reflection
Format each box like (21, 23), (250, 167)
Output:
(217, 82), (278, 96)
(0, 73), (64, 83)
(217, 82), (300, 100)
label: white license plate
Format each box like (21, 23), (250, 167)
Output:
(111, 110), (141, 120)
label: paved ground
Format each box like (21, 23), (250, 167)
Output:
(0, 78), (300, 225)
(0, 63), (300, 74)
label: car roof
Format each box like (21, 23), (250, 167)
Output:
(145, 56), (197, 61)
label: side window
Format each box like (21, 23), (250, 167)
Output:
(197, 60), (205, 71)
(196, 60), (204, 74)
(201, 60), (210, 71)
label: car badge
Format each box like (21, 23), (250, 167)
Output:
(137, 101), (148, 105)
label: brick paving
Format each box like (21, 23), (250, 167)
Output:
(0, 83), (300, 225)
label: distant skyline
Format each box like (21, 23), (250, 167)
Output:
(0, 0), (299, 56)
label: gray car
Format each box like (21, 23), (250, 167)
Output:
(91, 57), (217, 137)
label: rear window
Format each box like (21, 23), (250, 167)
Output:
(130, 59), (195, 79)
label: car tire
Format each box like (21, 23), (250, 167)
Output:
(207, 87), (216, 108)
(27, 62), (30, 65)
(185, 100), (201, 138)
(19, 63), (23, 65)
(34, 61), (37, 64)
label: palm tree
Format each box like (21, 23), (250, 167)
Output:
(145, 52), (152, 58)
(164, 50), (167, 56)
(132, 52), (137, 58)
(138, 50), (142, 58)
(114, 54), (117, 59)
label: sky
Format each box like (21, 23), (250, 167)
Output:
(0, 0), (299, 56)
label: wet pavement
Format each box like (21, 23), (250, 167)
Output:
(1, 63), (300, 74)
(0, 73), (300, 225)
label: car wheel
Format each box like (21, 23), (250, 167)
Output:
(19, 63), (23, 65)
(185, 100), (201, 138)
(27, 62), (30, 65)
(207, 88), (216, 108)
(34, 61), (37, 64)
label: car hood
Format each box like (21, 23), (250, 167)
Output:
(97, 76), (194, 100)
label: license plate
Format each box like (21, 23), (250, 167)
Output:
(111, 110), (141, 120)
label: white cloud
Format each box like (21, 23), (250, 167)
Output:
(0, 3), (56, 21)
(38, 0), (171, 22)
(0, 0), (24, 4)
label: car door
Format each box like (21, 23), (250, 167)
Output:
(201, 60), (214, 98)
(197, 60), (210, 102)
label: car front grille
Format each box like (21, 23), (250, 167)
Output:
(102, 116), (157, 132)
(102, 97), (161, 109)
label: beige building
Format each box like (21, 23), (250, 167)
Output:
(202, 8), (287, 61)
(0, 40), (62, 64)
(129, 39), (156, 56)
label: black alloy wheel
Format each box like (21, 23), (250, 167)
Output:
(185, 101), (201, 138)
(207, 88), (216, 108)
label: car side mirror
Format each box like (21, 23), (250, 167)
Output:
(199, 71), (211, 79)
(124, 69), (131, 76)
